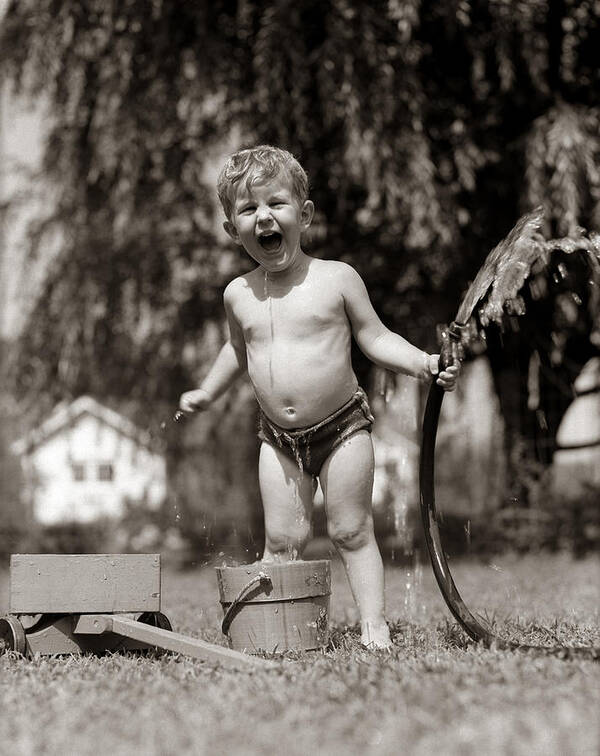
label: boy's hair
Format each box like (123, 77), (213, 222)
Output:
(217, 145), (309, 219)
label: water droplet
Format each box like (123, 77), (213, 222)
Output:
(265, 272), (275, 387)
(392, 450), (414, 557)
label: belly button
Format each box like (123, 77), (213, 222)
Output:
(284, 407), (296, 416)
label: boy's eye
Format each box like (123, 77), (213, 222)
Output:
(239, 205), (255, 214)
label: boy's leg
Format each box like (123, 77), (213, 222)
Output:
(319, 430), (391, 648)
(258, 442), (316, 561)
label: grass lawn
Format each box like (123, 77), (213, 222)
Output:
(1, 551), (598, 755)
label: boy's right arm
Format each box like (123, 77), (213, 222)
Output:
(179, 282), (247, 414)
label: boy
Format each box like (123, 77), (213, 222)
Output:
(180, 145), (459, 648)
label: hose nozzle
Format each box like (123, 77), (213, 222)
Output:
(437, 321), (465, 371)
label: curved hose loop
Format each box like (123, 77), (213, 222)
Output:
(419, 380), (496, 645)
(419, 323), (599, 660)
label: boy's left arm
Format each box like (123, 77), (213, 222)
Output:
(340, 265), (460, 390)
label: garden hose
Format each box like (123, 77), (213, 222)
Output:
(418, 323), (599, 660)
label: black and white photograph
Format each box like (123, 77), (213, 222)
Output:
(0, 2), (598, 754)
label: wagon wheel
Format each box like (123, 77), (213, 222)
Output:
(137, 611), (173, 631)
(0, 616), (27, 656)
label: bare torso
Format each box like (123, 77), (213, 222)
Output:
(228, 257), (359, 427)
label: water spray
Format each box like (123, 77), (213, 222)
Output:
(159, 409), (186, 432)
(419, 207), (600, 660)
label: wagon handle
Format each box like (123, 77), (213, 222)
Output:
(221, 571), (272, 636)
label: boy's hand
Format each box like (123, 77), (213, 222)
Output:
(179, 388), (213, 414)
(427, 353), (460, 391)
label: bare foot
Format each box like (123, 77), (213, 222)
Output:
(361, 620), (392, 649)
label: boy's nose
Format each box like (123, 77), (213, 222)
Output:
(256, 205), (272, 222)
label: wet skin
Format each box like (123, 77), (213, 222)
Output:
(179, 171), (459, 648)
(180, 174), (458, 427)
(219, 176), (457, 426)
(226, 256), (361, 427)
(221, 175), (354, 426)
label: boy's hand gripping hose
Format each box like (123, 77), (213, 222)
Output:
(419, 322), (599, 660)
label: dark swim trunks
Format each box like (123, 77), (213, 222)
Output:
(257, 387), (374, 477)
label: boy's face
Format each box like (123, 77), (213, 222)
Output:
(223, 171), (314, 274)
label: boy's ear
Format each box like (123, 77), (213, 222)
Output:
(301, 200), (315, 229)
(223, 220), (242, 245)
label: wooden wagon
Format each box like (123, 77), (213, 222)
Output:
(0, 554), (272, 669)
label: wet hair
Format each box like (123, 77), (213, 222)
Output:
(217, 145), (309, 220)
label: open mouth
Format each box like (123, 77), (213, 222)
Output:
(257, 232), (282, 252)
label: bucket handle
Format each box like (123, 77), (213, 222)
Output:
(221, 571), (273, 636)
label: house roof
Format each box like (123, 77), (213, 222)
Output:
(11, 395), (156, 456)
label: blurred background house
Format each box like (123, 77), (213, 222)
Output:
(11, 395), (166, 526)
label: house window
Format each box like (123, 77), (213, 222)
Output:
(97, 463), (114, 482)
(72, 463), (85, 481)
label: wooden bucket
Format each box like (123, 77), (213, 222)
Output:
(215, 560), (330, 654)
